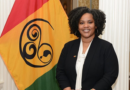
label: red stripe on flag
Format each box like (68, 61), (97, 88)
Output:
(1, 0), (49, 37)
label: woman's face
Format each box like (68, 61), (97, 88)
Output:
(78, 13), (97, 39)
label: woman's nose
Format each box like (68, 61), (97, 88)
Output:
(84, 23), (89, 27)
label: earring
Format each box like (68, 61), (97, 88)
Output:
(74, 31), (77, 35)
(96, 29), (98, 34)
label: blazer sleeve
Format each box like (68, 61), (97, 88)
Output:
(56, 43), (71, 89)
(93, 44), (119, 90)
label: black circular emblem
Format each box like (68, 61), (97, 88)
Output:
(19, 18), (54, 68)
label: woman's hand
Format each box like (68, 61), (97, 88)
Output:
(91, 88), (96, 90)
(63, 87), (71, 90)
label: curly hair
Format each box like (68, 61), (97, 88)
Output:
(68, 7), (106, 37)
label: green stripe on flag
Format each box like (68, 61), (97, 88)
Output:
(25, 65), (61, 90)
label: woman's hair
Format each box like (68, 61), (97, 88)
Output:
(68, 7), (106, 37)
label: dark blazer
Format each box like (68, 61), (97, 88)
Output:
(56, 36), (118, 90)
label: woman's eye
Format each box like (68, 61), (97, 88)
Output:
(88, 22), (92, 24)
(79, 22), (84, 24)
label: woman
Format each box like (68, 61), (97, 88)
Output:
(56, 7), (118, 90)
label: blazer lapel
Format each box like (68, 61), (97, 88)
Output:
(71, 38), (80, 61)
(82, 36), (100, 81)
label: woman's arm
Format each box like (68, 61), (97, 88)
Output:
(56, 43), (71, 89)
(93, 44), (119, 90)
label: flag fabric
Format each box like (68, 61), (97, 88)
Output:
(0, 0), (77, 90)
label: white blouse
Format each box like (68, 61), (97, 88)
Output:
(75, 39), (92, 90)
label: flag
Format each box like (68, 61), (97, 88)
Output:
(0, 0), (77, 90)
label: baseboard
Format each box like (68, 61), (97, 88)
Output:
(0, 82), (3, 90)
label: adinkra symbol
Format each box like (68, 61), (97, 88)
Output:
(19, 19), (54, 68)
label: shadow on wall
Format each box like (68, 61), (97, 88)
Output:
(60, 0), (73, 15)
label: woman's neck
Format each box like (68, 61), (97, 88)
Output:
(81, 35), (95, 44)
(81, 35), (95, 54)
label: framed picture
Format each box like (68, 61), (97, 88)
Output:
(60, 0), (73, 15)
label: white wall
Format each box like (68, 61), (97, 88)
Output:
(99, 0), (130, 90)
(0, 0), (18, 90)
